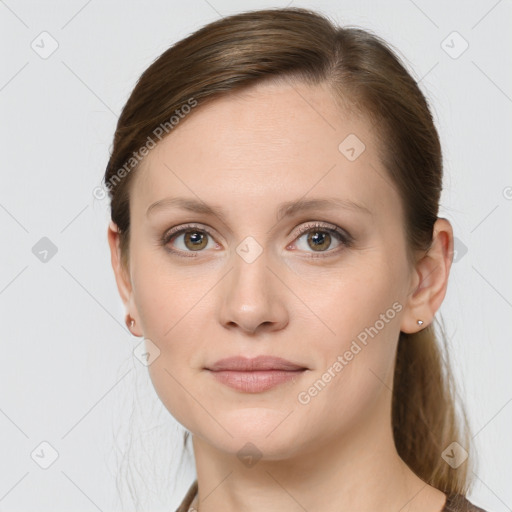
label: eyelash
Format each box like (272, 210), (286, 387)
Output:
(161, 222), (353, 259)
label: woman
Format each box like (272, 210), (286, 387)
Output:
(104, 7), (488, 512)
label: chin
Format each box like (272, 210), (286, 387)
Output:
(194, 408), (305, 458)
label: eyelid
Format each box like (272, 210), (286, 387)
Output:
(288, 221), (352, 245)
(163, 222), (215, 240)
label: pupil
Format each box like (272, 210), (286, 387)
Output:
(313, 233), (323, 244)
(309, 231), (330, 251)
(187, 231), (205, 249)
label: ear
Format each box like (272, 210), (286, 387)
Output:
(400, 218), (454, 334)
(107, 221), (143, 337)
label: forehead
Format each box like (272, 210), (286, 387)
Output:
(131, 80), (401, 223)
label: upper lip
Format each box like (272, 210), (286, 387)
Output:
(206, 355), (307, 372)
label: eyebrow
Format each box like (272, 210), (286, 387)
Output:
(146, 196), (372, 221)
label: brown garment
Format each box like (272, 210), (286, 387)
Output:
(174, 479), (489, 512)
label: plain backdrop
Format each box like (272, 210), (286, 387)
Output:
(1, 1), (511, 511)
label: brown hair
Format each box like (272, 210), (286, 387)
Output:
(104, 6), (472, 496)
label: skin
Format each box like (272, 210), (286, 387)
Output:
(108, 79), (454, 512)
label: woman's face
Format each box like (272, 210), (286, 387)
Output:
(120, 80), (416, 459)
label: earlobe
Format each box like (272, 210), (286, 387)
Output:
(125, 313), (143, 337)
(399, 218), (454, 334)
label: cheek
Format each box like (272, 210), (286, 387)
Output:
(131, 246), (206, 341)
(130, 251), (214, 430)
(292, 260), (403, 412)
(291, 254), (405, 345)
(295, 305), (401, 444)
(146, 352), (196, 429)
(142, 308), (210, 433)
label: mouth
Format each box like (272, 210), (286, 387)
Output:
(205, 355), (308, 393)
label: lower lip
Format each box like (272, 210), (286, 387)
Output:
(207, 369), (306, 393)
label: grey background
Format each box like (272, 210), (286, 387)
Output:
(0, 0), (511, 511)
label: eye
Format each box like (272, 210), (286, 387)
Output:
(162, 224), (218, 257)
(161, 222), (353, 258)
(288, 222), (353, 257)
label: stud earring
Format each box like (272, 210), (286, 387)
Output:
(417, 320), (424, 326)
(125, 314), (135, 330)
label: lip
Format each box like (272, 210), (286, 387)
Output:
(206, 355), (307, 372)
(205, 356), (307, 393)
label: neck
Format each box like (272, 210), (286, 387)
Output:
(189, 400), (446, 512)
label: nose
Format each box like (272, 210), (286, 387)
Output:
(217, 247), (289, 335)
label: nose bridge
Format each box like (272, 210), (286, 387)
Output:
(233, 236), (272, 297)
